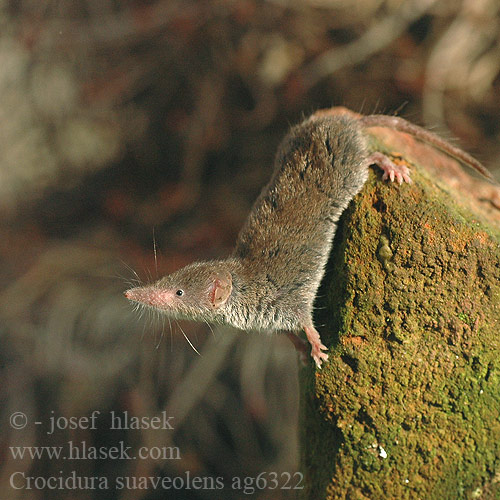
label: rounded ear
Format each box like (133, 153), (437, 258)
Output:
(209, 271), (232, 308)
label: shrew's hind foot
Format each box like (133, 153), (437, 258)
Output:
(368, 152), (412, 184)
(286, 333), (308, 365)
(303, 325), (329, 369)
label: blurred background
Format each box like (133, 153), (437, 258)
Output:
(1, 0), (499, 499)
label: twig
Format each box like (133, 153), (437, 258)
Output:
(301, 0), (439, 89)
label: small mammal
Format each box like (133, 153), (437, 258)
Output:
(125, 109), (494, 368)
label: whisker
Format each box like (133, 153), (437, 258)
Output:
(358, 98), (367, 115)
(119, 259), (142, 284)
(392, 101), (408, 117)
(151, 309), (158, 345)
(160, 314), (167, 348)
(168, 317), (173, 353)
(155, 329), (163, 349)
(176, 321), (201, 355)
(204, 319), (216, 339)
(145, 266), (153, 284)
(153, 227), (159, 279)
(109, 271), (139, 289)
(155, 309), (164, 348)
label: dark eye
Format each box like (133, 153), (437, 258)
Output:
(175, 289), (184, 297)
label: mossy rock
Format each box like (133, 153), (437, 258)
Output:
(299, 134), (500, 500)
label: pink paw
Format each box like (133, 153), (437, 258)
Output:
(368, 152), (412, 185)
(303, 325), (329, 369)
(311, 344), (329, 369)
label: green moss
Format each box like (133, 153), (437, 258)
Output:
(300, 164), (500, 500)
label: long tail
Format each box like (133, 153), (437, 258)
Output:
(360, 114), (495, 183)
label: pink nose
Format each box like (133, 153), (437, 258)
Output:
(124, 287), (173, 307)
(124, 288), (140, 301)
(124, 287), (146, 302)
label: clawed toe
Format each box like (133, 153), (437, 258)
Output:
(368, 152), (412, 185)
(313, 349), (329, 369)
(303, 325), (329, 369)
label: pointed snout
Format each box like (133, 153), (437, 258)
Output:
(123, 286), (173, 308)
(124, 287), (148, 303)
(124, 288), (139, 301)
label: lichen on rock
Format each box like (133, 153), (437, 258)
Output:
(300, 135), (500, 500)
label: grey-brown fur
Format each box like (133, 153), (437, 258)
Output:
(227, 115), (369, 332)
(125, 110), (492, 367)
